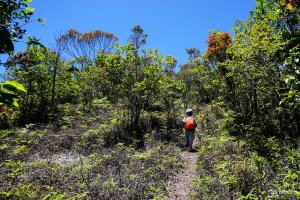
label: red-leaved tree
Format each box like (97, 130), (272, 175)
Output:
(205, 32), (237, 110)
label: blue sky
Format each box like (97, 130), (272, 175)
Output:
(1, 0), (256, 73)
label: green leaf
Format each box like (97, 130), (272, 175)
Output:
(27, 36), (46, 51)
(26, 7), (35, 12)
(3, 81), (27, 93)
(291, 190), (300, 197)
(12, 100), (19, 108)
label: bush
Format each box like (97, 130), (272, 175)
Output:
(192, 106), (300, 200)
(0, 144), (181, 199)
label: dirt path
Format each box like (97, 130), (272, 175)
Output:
(166, 151), (198, 200)
(166, 135), (200, 200)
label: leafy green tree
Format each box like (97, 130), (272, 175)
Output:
(164, 55), (177, 76)
(0, 0), (43, 56)
(177, 48), (218, 108)
(278, 46), (300, 135)
(178, 60), (219, 108)
(178, 63), (198, 108)
(0, 0), (45, 125)
(5, 46), (78, 123)
(96, 44), (164, 145)
(96, 51), (127, 102)
(227, 19), (288, 136)
(245, 0), (300, 136)
(160, 75), (184, 127)
(0, 0), (33, 54)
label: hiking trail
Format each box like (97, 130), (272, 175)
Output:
(166, 136), (199, 200)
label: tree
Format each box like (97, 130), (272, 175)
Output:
(177, 63), (198, 108)
(0, 0), (43, 56)
(0, 0), (44, 122)
(128, 25), (148, 55)
(206, 32), (232, 63)
(186, 48), (201, 61)
(160, 74), (184, 128)
(5, 46), (79, 124)
(164, 55), (177, 76)
(226, 18), (289, 137)
(205, 32), (237, 110)
(59, 29), (118, 71)
(127, 25), (148, 84)
(0, 0), (33, 54)
(177, 58), (218, 109)
(278, 46), (300, 136)
(250, 0), (300, 136)
(95, 44), (164, 146)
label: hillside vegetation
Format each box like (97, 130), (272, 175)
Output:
(0, 0), (299, 199)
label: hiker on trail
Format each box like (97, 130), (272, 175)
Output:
(182, 108), (197, 152)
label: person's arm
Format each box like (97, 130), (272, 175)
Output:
(182, 116), (186, 129)
(193, 116), (198, 127)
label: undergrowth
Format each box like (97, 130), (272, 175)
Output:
(0, 98), (182, 199)
(193, 104), (300, 200)
(0, 143), (180, 199)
